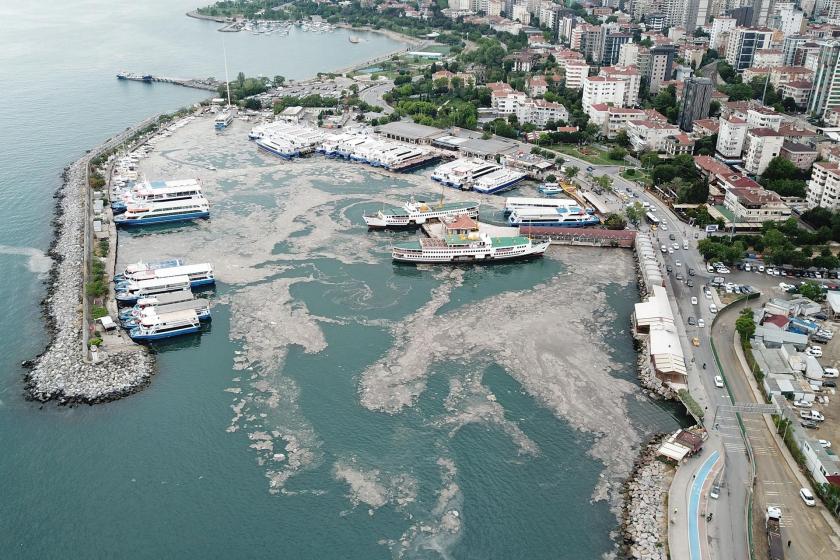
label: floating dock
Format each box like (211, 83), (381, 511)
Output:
(116, 72), (219, 92)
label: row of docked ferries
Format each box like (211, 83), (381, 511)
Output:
(319, 131), (438, 171)
(431, 158), (526, 194)
(113, 260), (214, 341)
(112, 178), (210, 227)
(251, 122), (326, 158)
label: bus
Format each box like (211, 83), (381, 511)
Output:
(645, 212), (660, 225)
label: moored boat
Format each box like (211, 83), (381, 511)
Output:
(114, 258), (186, 282)
(115, 275), (192, 304)
(115, 263), (215, 288)
(363, 198), (479, 228)
(538, 183), (563, 195)
(507, 207), (601, 228)
(121, 298), (211, 328)
(129, 309), (202, 341)
(392, 233), (548, 264)
(113, 197), (210, 227)
(214, 110), (233, 130)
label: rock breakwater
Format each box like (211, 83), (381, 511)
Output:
(23, 157), (154, 404)
(620, 436), (672, 560)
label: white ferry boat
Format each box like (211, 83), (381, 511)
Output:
(214, 111), (233, 130)
(539, 183), (563, 195)
(392, 233), (549, 264)
(248, 125), (266, 140)
(507, 207), (601, 228)
(363, 198), (479, 228)
(113, 197), (210, 227)
(115, 275), (192, 304)
(432, 158), (525, 193)
(121, 298), (211, 328)
(112, 179), (203, 213)
(256, 136), (300, 159)
(129, 309), (202, 341)
(116, 263), (215, 288)
(114, 258), (186, 282)
(118, 290), (196, 321)
(504, 197), (595, 214)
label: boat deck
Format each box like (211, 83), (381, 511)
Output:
(422, 221), (519, 239)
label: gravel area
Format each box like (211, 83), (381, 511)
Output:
(23, 156), (154, 404)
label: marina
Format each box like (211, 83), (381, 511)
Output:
(431, 158), (526, 193)
(253, 122), (326, 158)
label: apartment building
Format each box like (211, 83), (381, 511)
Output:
(724, 183), (792, 223)
(807, 161), (840, 210)
(716, 116), (749, 160)
(582, 76), (627, 108)
(743, 128), (784, 175)
(599, 66), (641, 107)
(627, 120), (681, 151)
(725, 27), (774, 72)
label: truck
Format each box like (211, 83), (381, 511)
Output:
(766, 506), (784, 560)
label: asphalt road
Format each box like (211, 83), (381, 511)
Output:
(360, 80), (394, 115)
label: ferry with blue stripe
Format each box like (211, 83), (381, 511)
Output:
(214, 110), (233, 130)
(255, 136), (300, 159)
(121, 299), (211, 328)
(507, 206), (600, 228)
(113, 197), (210, 227)
(129, 309), (202, 341)
(118, 291), (196, 321)
(112, 179), (203, 214)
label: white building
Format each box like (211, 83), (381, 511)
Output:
(626, 120), (681, 151)
(746, 108), (783, 131)
(564, 61), (590, 90)
(618, 42), (640, 66)
(725, 27), (774, 72)
(588, 104), (648, 138)
(724, 183), (792, 223)
(516, 99), (569, 127)
(754, 49), (783, 68)
(716, 116), (748, 159)
(710, 17), (737, 51)
(599, 66), (641, 107)
(582, 76), (627, 109)
(807, 161), (840, 210)
(743, 128), (784, 175)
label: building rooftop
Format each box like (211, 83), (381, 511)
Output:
(782, 141), (816, 153)
(693, 119), (720, 132)
(694, 155), (732, 176)
(378, 121), (446, 140)
(748, 127), (782, 137)
(730, 185), (784, 205)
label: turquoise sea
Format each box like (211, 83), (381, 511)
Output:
(0, 2), (685, 558)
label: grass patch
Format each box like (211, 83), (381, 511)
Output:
(547, 144), (617, 166)
(92, 305), (109, 320)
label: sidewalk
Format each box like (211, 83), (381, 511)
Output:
(668, 440), (724, 560)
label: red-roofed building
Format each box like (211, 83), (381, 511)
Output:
(443, 214), (479, 235)
(744, 128), (784, 175)
(692, 119), (720, 137)
(723, 183), (791, 223)
(763, 314), (790, 329)
(587, 103), (647, 138)
(626, 120), (681, 151)
(527, 75), (548, 97)
(694, 155), (732, 181)
(665, 134), (694, 156)
(779, 81), (812, 108)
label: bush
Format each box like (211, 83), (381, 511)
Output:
(678, 389), (705, 419)
(92, 305), (109, 320)
(89, 337), (103, 348)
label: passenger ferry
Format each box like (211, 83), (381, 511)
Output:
(116, 263), (215, 288)
(115, 275), (192, 304)
(248, 125), (266, 140)
(114, 258), (185, 282)
(129, 309), (202, 341)
(392, 233), (549, 264)
(118, 291), (195, 321)
(214, 110), (233, 130)
(113, 197), (210, 227)
(112, 179), (203, 214)
(256, 136), (300, 159)
(538, 183), (564, 195)
(432, 158), (525, 193)
(121, 298), (211, 328)
(507, 207), (601, 228)
(504, 197), (594, 214)
(363, 198), (480, 228)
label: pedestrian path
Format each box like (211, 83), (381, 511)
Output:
(689, 450), (720, 560)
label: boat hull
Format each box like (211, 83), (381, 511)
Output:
(472, 176), (526, 195)
(392, 244), (548, 264)
(257, 141), (300, 159)
(114, 211), (209, 227)
(507, 219), (600, 228)
(130, 324), (201, 341)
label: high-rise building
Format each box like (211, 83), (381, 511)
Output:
(710, 17), (737, 51)
(600, 66), (642, 107)
(716, 116), (749, 160)
(601, 33), (632, 66)
(649, 44), (676, 93)
(782, 35), (808, 66)
(678, 77), (714, 132)
(727, 6), (753, 26)
(808, 41), (840, 119)
(724, 27), (774, 72)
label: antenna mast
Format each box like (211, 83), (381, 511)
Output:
(223, 40), (232, 108)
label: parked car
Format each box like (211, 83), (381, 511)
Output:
(687, 280), (694, 288)
(668, 247), (674, 254)
(676, 260), (682, 267)
(800, 487), (816, 507)
(672, 242), (680, 250)
(794, 399), (813, 408)
(707, 264), (715, 273)
(811, 411), (825, 421)
(824, 380), (837, 388)
(801, 419), (818, 429)
(666, 265), (673, 273)
(709, 304), (718, 314)
(806, 346), (823, 357)
(704, 290), (712, 300)
(669, 233), (676, 241)
(714, 376), (724, 388)
(661, 245), (668, 253)
(688, 268), (695, 276)
(688, 316), (696, 325)
(717, 267), (731, 274)
(683, 241), (688, 250)
(823, 367), (839, 378)
(698, 319), (705, 328)
(710, 485), (720, 499)
(819, 439), (832, 449)
(691, 297), (698, 305)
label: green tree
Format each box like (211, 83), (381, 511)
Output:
(237, 71), (246, 88)
(799, 281), (824, 302)
(273, 75), (285, 86)
(604, 213), (628, 230)
(625, 201), (644, 225)
(608, 146), (627, 161)
(565, 166), (579, 179)
(615, 130), (631, 148)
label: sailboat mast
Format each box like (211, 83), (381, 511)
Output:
(223, 40), (232, 108)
